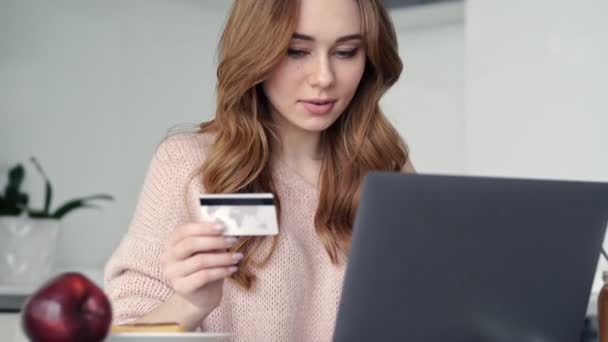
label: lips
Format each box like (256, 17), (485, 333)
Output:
(301, 99), (336, 116)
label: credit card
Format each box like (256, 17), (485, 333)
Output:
(199, 193), (279, 236)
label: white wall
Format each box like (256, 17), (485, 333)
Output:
(0, 1), (463, 270)
(390, 0), (608, 186)
(384, 2), (465, 174)
(0, 0), (230, 268)
(465, 0), (608, 182)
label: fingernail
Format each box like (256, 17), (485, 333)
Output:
(232, 253), (244, 261)
(225, 237), (238, 246)
(213, 223), (225, 232)
(229, 266), (238, 273)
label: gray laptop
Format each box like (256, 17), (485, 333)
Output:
(334, 173), (608, 342)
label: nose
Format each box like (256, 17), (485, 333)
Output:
(308, 54), (335, 89)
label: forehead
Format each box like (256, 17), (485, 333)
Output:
(295, 0), (362, 40)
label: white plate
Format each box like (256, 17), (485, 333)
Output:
(106, 332), (232, 342)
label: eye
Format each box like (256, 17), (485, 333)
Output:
(335, 48), (359, 59)
(287, 49), (309, 58)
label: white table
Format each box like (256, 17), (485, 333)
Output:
(0, 313), (27, 342)
(0, 269), (603, 342)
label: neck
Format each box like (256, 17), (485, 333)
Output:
(279, 130), (321, 164)
(273, 116), (322, 164)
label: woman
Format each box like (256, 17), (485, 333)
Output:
(104, 0), (415, 340)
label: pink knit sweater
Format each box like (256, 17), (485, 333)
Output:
(104, 132), (346, 341)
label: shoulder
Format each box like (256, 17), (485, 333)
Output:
(154, 131), (216, 163)
(401, 159), (416, 174)
(149, 131), (217, 177)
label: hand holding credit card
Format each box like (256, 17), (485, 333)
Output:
(199, 193), (279, 236)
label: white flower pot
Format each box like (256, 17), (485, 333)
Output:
(0, 217), (60, 287)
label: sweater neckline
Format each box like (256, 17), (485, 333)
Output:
(273, 158), (319, 194)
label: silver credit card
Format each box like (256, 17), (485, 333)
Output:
(199, 193), (279, 236)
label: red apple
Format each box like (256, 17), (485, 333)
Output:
(21, 272), (112, 342)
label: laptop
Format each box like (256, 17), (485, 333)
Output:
(333, 173), (608, 342)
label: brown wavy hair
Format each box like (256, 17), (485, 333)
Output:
(198, 0), (409, 289)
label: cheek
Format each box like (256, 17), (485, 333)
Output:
(264, 61), (302, 97)
(337, 62), (365, 95)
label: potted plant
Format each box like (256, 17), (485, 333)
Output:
(0, 157), (113, 287)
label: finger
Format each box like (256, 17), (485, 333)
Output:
(171, 222), (225, 246)
(164, 252), (243, 279)
(172, 266), (238, 294)
(172, 236), (238, 261)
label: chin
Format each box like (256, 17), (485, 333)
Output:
(297, 114), (342, 133)
(299, 121), (336, 133)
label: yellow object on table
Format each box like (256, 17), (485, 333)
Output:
(111, 322), (185, 333)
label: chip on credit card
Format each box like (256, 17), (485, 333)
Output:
(199, 193), (279, 236)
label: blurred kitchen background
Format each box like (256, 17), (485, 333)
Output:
(0, 0), (607, 333)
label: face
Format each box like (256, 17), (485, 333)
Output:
(262, 0), (366, 135)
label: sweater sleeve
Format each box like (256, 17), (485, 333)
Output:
(103, 133), (206, 324)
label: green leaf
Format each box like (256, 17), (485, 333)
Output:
(5, 187), (20, 202)
(0, 195), (12, 215)
(8, 164), (25, 190)
(20, 193), (29, 208)
(4, 189), (28, 215)
(28, 209), (51, 219)
(30, 157), (53, 216)
(80, 204), (102, 211)
(51, 194), (114, 219)
(3, 164), (28, 215)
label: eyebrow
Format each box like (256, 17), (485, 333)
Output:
(292, 32), (362, 43)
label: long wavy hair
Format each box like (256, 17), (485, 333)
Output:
(198, 0), (409, 289)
